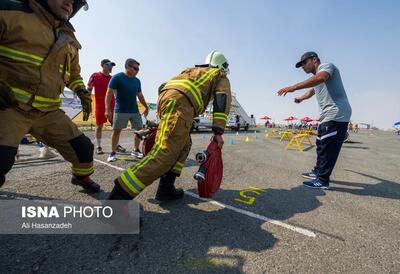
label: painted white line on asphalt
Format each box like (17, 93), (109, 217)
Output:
(93, 159), (125, 171)
(184, 191), (316, 238)
(93, 158), (316, 238)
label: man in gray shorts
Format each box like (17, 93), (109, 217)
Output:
(105, 58), (149, 162)
(277, 52), (352, 189)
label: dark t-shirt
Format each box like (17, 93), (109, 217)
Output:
(108, 72), (141, 113)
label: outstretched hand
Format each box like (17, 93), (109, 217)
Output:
(277, 85), (296, 96)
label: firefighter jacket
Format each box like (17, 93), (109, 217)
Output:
(162, 66), (231, 134)
(0, 0), (86, 112)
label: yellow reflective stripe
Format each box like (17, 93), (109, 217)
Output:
(120, 173), (140, 195)
(164, 69), (219, 113)
(71, 166), (94, 172)
(194, 68), (217, 85)
(213, 118), (227, 122)
(195, 68), (219, 87)
(172, 161), (184, 172)
(35, 95), (61, 103)
(126, 168), (146, 189)
(213, 117), (227, 122)
(120, 169), (145, 195)
(32, 102), (60, 108)
(71, 166), (94, 175)
(172, 166), (183, 171)
(11, 87), (60, 107)
(11, 87), (32, 103)
(128, 99), (176, 174)
(69, 80), (85, 91)
(12, 87), (31, 97)
(60, 70), (71, 77)
(213, 112), (228, 118)
(70, 80), (85, 91)
(59, 65), (71, 77)
(213, 115), (228, 119)
(166, 80), (203, 111)
(0, 45), (43, 66)
(157, 99), (177, 149)
(153, 99), (176, 146)
(213, 112), (228, 122)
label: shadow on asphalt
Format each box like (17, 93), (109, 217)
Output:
(12, 159), (66, 169)
(330, 170), (400, 200)
(0, 190), (277, 273)
(344, 140), (363, 144)
(0, 191), (55, 201)
(189, 185), (326, 222)
(342, 146), (369, 150)
(153, 196), (277, 273)
(301, 145), (316, 152)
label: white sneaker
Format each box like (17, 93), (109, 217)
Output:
(107, 153), (117, 162)
(131, 150), (143, 159)
(39, 147), (57, 159)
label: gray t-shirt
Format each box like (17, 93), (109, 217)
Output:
(314, 63), (352, 123)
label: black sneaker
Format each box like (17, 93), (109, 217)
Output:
(96, 146), (104, 155)
(130, 149), (143, 159)
(116, 145), (127, 153)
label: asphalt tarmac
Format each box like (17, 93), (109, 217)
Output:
(1, 129), (399, 273)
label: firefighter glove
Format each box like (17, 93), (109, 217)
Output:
(76, 89), (92, 121)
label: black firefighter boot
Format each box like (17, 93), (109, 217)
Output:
(155, 172), (184, 202)
(71, 175), (101, 193)
(107, 179), (133, 200)
(105, 180), (142, 230)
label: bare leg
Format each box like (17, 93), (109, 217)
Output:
(111, 129), (122, 153)
(95, 124), (103, 141)
(95, 124), (103, 148)
(134, 134), (141, 151)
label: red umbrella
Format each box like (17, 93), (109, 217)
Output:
(314, 118), (320, 122)
(260, 116), (271, 120)
(284, 116), (297, 121)
(300, 116), (313, 123)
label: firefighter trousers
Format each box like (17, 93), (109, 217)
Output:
(117, 89), (194, 198)
(0, 107), (94, 186)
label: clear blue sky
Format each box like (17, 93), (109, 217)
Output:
(72, 0), (400, 129)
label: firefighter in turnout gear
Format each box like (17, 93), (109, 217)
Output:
(108, 50), (231, 202)
(0, 0), (100, 193)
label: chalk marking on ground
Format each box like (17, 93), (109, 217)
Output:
(93, 158), (316, 238)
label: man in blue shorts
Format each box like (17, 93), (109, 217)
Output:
(277, 52), (352, 189)
(105, 58), (149, 162)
